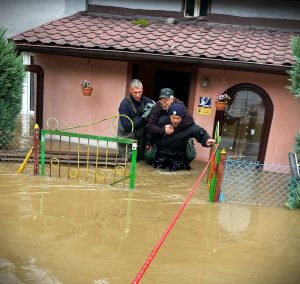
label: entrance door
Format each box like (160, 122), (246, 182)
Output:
(220, 84), (273, 163)
(131, 62), (192, 106)
(154, 69), (191, 105)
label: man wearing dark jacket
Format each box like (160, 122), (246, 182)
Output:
(151, 104), (215, 171)
(146, 88), (194, 146)
(118, 79), (153, 160)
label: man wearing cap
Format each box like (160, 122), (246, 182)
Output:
(151, 103), (215, 171)
(118, 79), (153, 160)
(146, 88), (194, 146)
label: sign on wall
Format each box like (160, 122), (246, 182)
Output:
(197, 96), (212, 115)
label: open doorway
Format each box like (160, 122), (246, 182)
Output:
(132, 62), (192, 106)
(154, 69), (191, 105)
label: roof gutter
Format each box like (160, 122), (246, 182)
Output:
(15, 43), (290, 75)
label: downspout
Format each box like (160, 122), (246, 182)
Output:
(25, 65), (44, 129)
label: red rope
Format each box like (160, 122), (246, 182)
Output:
(132, 146), (219, 283)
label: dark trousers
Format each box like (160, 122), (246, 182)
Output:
(117, 126), (145, 161)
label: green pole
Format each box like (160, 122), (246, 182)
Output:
(40, 129), (45, 176)
(209, 174), (217, 203)
(129, 141), (138, 190)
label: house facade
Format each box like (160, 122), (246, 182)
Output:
(0, 0), (86, 113)
(11, 0), (300, 164)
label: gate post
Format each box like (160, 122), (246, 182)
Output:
(33, 124), (40, 175)
(213, 148), (227, 202)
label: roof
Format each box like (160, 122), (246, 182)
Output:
(12, 11), (300, 71)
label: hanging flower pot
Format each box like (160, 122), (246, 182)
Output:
(82, 87), (93, 96)
(215, 101), (227, 111)
(80, 80), (93, 96)
(215, 93), (231, 111)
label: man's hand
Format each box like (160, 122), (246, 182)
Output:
(206, 138), (216, 147)
(164, 124), (174, 135)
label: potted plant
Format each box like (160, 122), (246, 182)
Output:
(80, 79), (93, 96)
(215, 93), (230, 110)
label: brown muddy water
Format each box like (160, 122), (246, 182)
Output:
(0, 160), (299, 284)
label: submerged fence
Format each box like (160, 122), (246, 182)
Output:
(221, 157), (292, 207)
(40, 129), (137, 189)
(0, 114), (138, 189)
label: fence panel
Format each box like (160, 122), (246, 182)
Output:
(0, 113), (34, 175)
(221, 157), (291, 207)
(40, 129), (137, 189)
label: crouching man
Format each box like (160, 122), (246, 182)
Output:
(151, 104), (215, 171)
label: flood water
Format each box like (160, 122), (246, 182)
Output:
(0, 160), (299, 284)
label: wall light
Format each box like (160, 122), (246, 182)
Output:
(201, 78), (210, 89)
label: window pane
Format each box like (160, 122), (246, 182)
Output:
(200, 0), (209, 16)
(221, 90), (265, 161)
(185, 0), (196, 16)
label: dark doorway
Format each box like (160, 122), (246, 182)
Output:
(132, 63), (192, 106)
(154, 69), (191, 105)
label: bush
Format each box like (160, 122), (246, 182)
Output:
(285, 177), (300, 209)
(288, 37), (300, 98)
(0, 29), (25, 147)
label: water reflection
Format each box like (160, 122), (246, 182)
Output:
(0, 257), (22, 284)
(0, 256), (62, 284)
(217, 204), (251, 233)
(0, 162), (300, 284)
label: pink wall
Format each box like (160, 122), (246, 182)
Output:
(193, 68), (300, 164)
(34, 54), (299, 165)
(35, 54), (128, 137)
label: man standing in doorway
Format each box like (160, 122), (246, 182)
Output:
(118, 79), (153, 161)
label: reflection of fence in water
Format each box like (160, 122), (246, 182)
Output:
(40, 129), (137, 189)
(221, 158), (290, 207)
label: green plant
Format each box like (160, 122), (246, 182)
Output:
(286, 36), (300, 209)
(80, 79), (92, 88)
(285, 177), (300, 209)
(132, 18), (150, 28)
(288, 36), (300, 98)
(216, 93), (230, 103)
(0, 29), (25, 147)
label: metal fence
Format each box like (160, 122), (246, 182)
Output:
(0, 114), (34, 175)
(40, 129), (137, 189)
(0, 129), (32, 174)
(0, 113), (138, 189)
(221, 157), (292, 207)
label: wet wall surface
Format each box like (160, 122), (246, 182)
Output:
(0, 161), (299, 284)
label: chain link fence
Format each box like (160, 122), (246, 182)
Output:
(221, 157), (292, 207)
(0, 114), (35, 175)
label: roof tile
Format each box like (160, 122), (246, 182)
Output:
(12, 11), (299, 67)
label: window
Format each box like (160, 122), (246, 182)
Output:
(22, 53), (35, 113)
(184, 0), (209, 17)
(29, 55), (35, 112)
(218, 84), (273, 164)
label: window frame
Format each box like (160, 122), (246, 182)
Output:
(183, 0), (209, 17)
